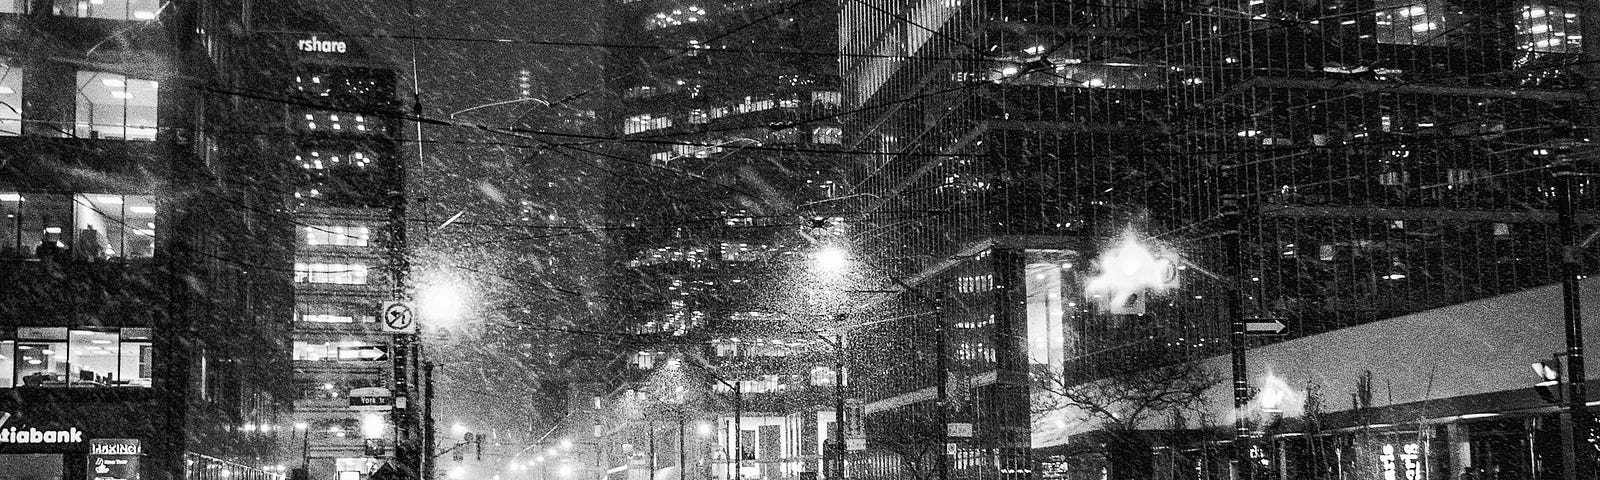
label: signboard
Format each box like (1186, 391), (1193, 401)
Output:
(1244, 319), (1288, 335)
(382, 302), (417, 333)
(0, 415), (89, 454)
(349, 387), (394, 411)
(88, 439), (141, 480)
(946, 423), (973, 438)
(2, 425), (85, 444)
(297, 36), (348, 54)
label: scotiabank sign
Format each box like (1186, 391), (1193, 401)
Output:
(2, 426), (85, 444)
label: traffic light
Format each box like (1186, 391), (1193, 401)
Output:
(1533, 358), (1563, 404)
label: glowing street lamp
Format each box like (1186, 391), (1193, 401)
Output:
(419, 282), (468, 324)
(813, 246), (848, 274)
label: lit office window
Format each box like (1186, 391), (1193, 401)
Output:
(75, 71), (158, 141)
(812, 126), (843, 144)
(0, 192), (156, 261)
(294, 262), (370, 285)
(4, 327), (151, 388)
(0, 64), (19, 136)
(296, 302), (378, 324)
(1516, 2), (1580, 53)
(304, 225), (371, 246)
(292, 340), (386, 361)
(1373, 0), (1454, 46)
(59, 0), (162, 20)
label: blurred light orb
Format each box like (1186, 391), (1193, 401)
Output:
(360, 413), (386, 439)
(813, 247), (848, 273)
(419, 282), (468, 323)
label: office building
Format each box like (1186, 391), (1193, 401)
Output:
(591, 0), (849, 479)
(0, 1), (298, 479)
(839, 0), (1595, 478)
(246, 4), (418, 480)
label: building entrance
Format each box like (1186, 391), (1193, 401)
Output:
(0, 453), (66, 480)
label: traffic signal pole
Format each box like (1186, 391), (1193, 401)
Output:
(1556, 160), (1588, 480)
(1223, 167), (1251, 480)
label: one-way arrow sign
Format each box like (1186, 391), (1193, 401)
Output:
(1244, 319), (1287, 335)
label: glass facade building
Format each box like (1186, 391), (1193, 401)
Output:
(840, 0), (1597, 478)
(593, 0), (851, 478)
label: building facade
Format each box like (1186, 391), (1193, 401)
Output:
(838, 0), (1597, 479)
(0, 1), (298, 479)
(246, 7), (417, 480)
(593, 0), (850, 479)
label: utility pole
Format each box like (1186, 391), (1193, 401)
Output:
(423, 362), (436, 480)
(833, 330), (846, 480)
(679, 409), (687, 480)
(933, 293), (948, 480)
(732, 383), (741, 480)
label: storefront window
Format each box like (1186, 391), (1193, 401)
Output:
(0, 192), (156, 261)
(75, 71), (158, 141)
(16, 327), (68, 386)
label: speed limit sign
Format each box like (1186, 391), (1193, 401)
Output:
(381, 302), (417, 333)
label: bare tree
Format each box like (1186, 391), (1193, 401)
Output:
(1032, 362), (1222, 480)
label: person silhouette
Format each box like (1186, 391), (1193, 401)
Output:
(76, 225), (108, 261)
(35, 229), (65, 261)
